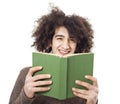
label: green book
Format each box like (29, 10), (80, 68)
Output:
(32, 52), (94, 100)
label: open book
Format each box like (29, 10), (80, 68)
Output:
(32, 52), (94, 99)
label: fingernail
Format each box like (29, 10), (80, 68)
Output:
(47, 87), (51, 90)
(48, 74), (51, 78)
(49, 80), (52, 84)
(75, 80), (79, 83)
(72, 88), (75, 91)
(38, 66), (42, 69)
(85, 75), (88, 78)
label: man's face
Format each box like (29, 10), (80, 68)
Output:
(51, 26), (77, 56)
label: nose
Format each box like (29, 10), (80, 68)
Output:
(62, 40), (70, 49)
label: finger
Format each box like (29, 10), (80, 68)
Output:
(33, 86), (51, 92)
(85, 75), (98, 87)
(33, 80), (52, 87)
(73, 92), (88, 99)
(75, 80), (92, 90)
(72, 88), (88, 95)
(27, 66), (42, 77)
(32, 74), (51, 81)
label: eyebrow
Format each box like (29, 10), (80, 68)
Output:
(54, 34), (64, 38)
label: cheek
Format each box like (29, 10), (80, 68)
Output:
(52, 41), (61, 50)
(71, 43), (77, 50)
(53, 41), (62, 47)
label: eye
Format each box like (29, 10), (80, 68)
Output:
(55, 36), (64, 41)
(56, 37), (63, 40)
(69, 38), (76, 43)
(54, 35), (64, 40)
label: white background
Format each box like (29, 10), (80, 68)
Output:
(0, 0), (120, 104)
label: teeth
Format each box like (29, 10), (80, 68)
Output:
(59, 50), (69, 55)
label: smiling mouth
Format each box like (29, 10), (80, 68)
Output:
(59, 50), (70, 56)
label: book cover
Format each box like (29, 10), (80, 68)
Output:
(32, 52), (94, 99)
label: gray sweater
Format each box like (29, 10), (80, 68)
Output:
(9, 67), (87, 104)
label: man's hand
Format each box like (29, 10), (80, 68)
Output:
(24, 66), (52, 98)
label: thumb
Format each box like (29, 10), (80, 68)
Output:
(27, 66), (42, 76)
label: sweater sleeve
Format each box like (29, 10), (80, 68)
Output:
(63, 97), (87, 104)
(9, 67), (34, 104)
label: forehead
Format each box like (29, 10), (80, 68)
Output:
(54, 26), (75, 38)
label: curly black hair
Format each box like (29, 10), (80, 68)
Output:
(32, 6), (94, 53)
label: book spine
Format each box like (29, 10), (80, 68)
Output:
(59, 58), (67, 99)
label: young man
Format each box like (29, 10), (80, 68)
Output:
(9, 6), (98, 104)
